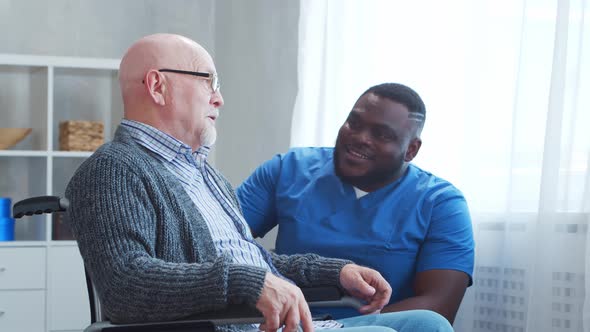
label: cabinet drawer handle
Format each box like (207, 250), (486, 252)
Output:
(0, 267), (5, 272)
(0, 310), (4, 316)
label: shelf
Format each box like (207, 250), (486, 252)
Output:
(0, 156), (48, 240)
(0, 65), (48, 150)
(52, 151), (94, 158)
(0, 150), (96, 158)
(0, 150), (48, 157)
(53, 157), (87, 198)
(0, 54), (122, 241)
(0, 240), (48, 247)
(0, 53), (119, 70)
(49, 240), (78, 247)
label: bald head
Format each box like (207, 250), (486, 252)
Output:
(117, 33), (224, 150)
(119, 34), (211, 108)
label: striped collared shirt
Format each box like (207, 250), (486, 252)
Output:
(121, 119), (272, 271)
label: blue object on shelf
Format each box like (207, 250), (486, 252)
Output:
(0, 197), (15, 241)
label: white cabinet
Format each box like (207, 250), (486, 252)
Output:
(0, 290), (46, 332)
(47, 246), (89, 331)
(0, 54), (121, 332)
(0, 247), (46, 332)
(0, 247), (46, 290)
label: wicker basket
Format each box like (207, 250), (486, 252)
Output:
(59, 121), (104, 151)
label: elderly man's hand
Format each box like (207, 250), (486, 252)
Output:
(339, 264), (392, 314)
(256, 272), (314, 332)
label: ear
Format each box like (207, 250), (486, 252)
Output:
(404, 137), (422, 162)
(144, 69), (166, 106)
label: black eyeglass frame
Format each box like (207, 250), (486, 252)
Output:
(145, 68), (220, 92)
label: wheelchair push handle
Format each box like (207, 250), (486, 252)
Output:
(13, 196), (69, 219)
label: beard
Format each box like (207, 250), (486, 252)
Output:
(333, 147), (405, 190)
(199, 123), (217, 147)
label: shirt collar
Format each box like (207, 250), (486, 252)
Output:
(121, 119), (209, 162)
(193, 145), (211, 168)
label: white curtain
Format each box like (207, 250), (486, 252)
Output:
(292, 0), (590, 331)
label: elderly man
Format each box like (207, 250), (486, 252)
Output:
(64, 34), (427, 332)
(238, 83), (474, 329)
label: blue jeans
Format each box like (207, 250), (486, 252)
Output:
(338, 310), (454, 332)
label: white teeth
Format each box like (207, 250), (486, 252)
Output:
(349, 149), (369, 159)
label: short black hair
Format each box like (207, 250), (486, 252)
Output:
(362, 83), (426, 129)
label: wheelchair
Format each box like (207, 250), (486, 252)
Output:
(13, 196), (361, 332)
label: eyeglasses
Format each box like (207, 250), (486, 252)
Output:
(157, 68), (220, 92)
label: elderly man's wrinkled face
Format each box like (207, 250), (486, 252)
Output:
(334, 93), (420, 192)
(165, 51), (223, 148)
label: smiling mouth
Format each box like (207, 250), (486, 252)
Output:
(345, 145), (372, 160)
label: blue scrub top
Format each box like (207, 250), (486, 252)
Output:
(237, 147), (474, 319)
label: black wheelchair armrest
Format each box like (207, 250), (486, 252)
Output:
(12, 195), (69, 218)
(302, 286), (342, 302)
(303, 286), (363, 309)
(90, 319), (215, 332)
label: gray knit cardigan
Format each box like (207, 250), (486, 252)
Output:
(65, 125), (350, 326)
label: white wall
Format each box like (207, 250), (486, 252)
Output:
(213, 0), (299, 186)
(0, 0), (216, 58)
(213, 0), (299, 249)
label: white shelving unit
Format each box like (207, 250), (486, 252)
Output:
(0, 54), (122, 332)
